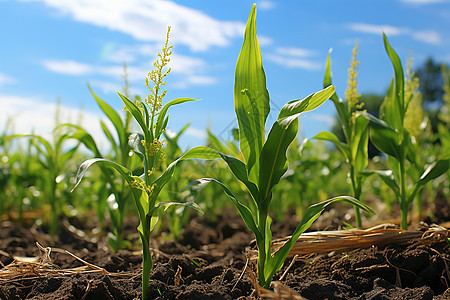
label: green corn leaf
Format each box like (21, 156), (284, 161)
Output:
(149, 146), (222, 206)
(351, 114), (370, 173)
(12, 134), (53, 157)
(61, 124), (102, 157)
(60, 144), (80, 164)
(383, 34), (405, 129)
(365, 169), (399, 194)
(258, 118), (298, 206)
(155, 98), (197, 139)
(278, 86), (335, 124)
(234, 4), (270, 184)
(117, 92), (149, 141)
(72, 158), (146, 224)
(312, 131), (350, 160)
(381, 80), (404, 135)
(100, 120), (118, 156)
(184, 178), (261, 242)
(89, 86), (127, 149)
(264, 196), (374, 284)
(155, 200), (203, 214)
(324, 52), (349, 133)
(207, 129), (231, 155)
(217, 152), (259, 203)
(165, 123), (190, 145)
(324, 53), (340, 104)
(409, 159), (450, 204)
(363, 112), (402, 159)
(128, 133), (146, 159)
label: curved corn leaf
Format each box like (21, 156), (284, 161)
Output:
(59, 144), (80, 164)
(234, 4), (270, 184)
(61, 124), (102, 157)
(149, 146), (222, 205)
(278, 86), (335, 124)
(155, 98), (197, 139)
(351, 114), (370, 173)
(312, 131), (350, 160)
(184, 178), (261, 242)
(117, 92), (150, 141)
(89, 86), (127, 150)
(366, 169), (399, 194)
(363, 112), (402, 159)
(155, 201), (203, 214)
(324, 53), (349, 136)
(72, 158), (146, 226)
(128, 133), (145, 159)
(217, 152), (259, 202)
(258, 118), (298, 206)
(263, 196), (374, 286)
(100, 120), (119, 157)
(408, 159), (450, 204)
(383, 34), (405, 130)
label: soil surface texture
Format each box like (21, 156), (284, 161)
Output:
(1, 211), (449, 300)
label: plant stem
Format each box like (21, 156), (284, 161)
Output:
(399, 158), (408, 230)
(257, 206), (269, 288)
(350, 167), (362, 227)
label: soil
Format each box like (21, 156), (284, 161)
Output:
(1, 208), (449, 300)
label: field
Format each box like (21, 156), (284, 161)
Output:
(1, 4), (449, 300)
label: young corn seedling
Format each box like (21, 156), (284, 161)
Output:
(72, 27), (220, 299)
(10, 129), (80, 239)
(64, 70), (143, 251)
(311, 42), (371, 227)
(185, 4), (374, 288)
(363, 34), (449, 229)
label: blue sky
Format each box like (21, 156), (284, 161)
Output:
(1, 0), (450, 149)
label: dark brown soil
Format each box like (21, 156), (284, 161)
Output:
(1, 211), (449, 300)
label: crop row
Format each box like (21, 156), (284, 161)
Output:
(1, 4), (449, 299)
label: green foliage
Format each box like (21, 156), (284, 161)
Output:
(1, 5), (450, 298)
(10, 130), (80, 238)
(72, 28), (208, 299)
(363, 34), (449, 229)
(185, 4), (373, 288)
(311, 43), (371, 227)
(64, 85), (138, 251)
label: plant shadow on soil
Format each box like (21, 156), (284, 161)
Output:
(1, 205), (449, 300)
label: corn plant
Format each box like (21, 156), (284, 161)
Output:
(363, 34), (449, 229)
(271, 138), (349, 221)
(64, 83), (142, 251)
(10, 129), (80, 238)
(185, 4), (373, 288)
(72, 27), (218, 299)
(311, 43), (371, 227)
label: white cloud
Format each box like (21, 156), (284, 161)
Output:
(275, 47), (316, 57)
(348, 23), (442, 45)
(302, 113), (335, 127)
(42, 59), (93, 75)
(185, 127), (207, 140)
(265, 54), (322, 70)
(412, 30), (442, 45)
(258, 1), (276, 10)
(348, 23), (408, 36)
(35, 0), (245, 52)
(257, 35), (274, 46)
(0, 95), (112, 148)
(42, 51), (216, 89)
(103, 44), (159, 63)
(0, 73), (16, 86)
(266, 45), (320, 70)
